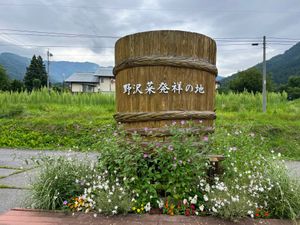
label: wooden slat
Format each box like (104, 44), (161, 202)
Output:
(114, 30), (217, 134)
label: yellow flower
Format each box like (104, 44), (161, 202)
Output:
(137, 209), (140, 213)
(132, 207), (136, 210)
(141, 207), (144, 211)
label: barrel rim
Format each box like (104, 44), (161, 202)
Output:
(115, 29), (216, 48)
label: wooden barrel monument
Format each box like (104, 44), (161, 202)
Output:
(113, 30), (217, 138)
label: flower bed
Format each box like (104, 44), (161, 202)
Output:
(28, 123), (300, 221)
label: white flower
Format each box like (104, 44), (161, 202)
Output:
(203, 195), (209, 202)
(145, 202), (151, 212)
(195, 211), (199, 215)
(112, 210), (117, 215)
(212, 207), (218, 213)
(183, 199), (188, 205)
(199, 204), (205, 212)
(54, 176), (58, 180)
(98, 209), (102, 213)
(157, 199), (164, 209)
(205, 184), (211, 193)
(108, 199), (111, 203)
(93, 213), (97, 218)
(191, 195), (198, 204)
(114, 206), (118, 210)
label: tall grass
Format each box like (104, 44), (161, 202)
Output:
(0, 88), (115, 106)
(1, 89), (297, 112)
(216, 91), (291, 112)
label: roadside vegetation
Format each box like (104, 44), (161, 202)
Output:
(0, 89), (299, 160)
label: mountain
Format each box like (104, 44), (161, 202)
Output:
(0, 52), (30, 80)
(216, 76), (225, 81)
(0, 52), (101, 82)
(220, 42), (300, 87)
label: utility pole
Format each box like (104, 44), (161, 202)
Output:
(47, 49), (50, 91)
(252, 36), (267, 112)
(47, 49), (53, 92)
(262, 36), (267, 113)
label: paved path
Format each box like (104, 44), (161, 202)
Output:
(0, 148), (299, 215)
(0, 148), (97, 214)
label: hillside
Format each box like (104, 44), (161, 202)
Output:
(0, 52), (100, 82)
(221, 42), (300, 87)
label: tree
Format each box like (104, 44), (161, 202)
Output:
(286, 76), (300, 100)
(32, 78), (41, 90)
(24, 55), (48, 91)
(0, 65), (10, 91)
(229, 68), (273, 93)
(10, 79), (24, 92)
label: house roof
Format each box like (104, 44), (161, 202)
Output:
(65, 73), (99, 83)
(94, 67), (114, 77)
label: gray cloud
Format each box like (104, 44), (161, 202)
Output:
(0, 0), (299, 75)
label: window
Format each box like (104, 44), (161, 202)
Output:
(83, 84), (94, 92)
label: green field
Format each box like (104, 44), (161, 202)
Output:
(0, 89), (299, 160)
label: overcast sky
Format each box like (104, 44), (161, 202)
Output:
(0, 0), (300, 76)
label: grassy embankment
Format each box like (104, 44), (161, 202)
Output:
(0, 89), (299, 160)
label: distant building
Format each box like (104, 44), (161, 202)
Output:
(65, 67), (115, 93)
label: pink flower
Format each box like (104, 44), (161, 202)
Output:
(199, 120), (203, 123)
(181, 120), (185, 125)
(203, 136), (209, 142)
(143, 153), (149, 158)
(168, 145), (174, 151)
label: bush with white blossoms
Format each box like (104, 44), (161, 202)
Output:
(207, 126), (300, 220)
(28, 124), (300, 221)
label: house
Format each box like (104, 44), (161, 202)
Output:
(65, 67), (115, 93)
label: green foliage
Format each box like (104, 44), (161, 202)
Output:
(93, 187), (132, 215)
(262, 162), (300, 219)
(0, 90), (299, 160)
(208, 126), (300, 220)
(285, 76), (300, 100)
(28, 154), (133, 215)
(10, 79), (24, 92)
(0, 65), (10, 91)
(98, 125), (209, 208)
(29, 156), (93, 210)
(24, 55), (47, 91)
(32, 78), (41, 90)
(229, 68), (273, 93)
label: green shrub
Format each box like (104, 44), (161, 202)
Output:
(98, 123), (210, 210)
(29, 155), (93, 210)
(207, 126), (300, 220)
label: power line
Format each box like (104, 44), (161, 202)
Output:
(0, 28), (119, 38)
(0, 3), (300, 14)
(0, 44), (114, 48)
